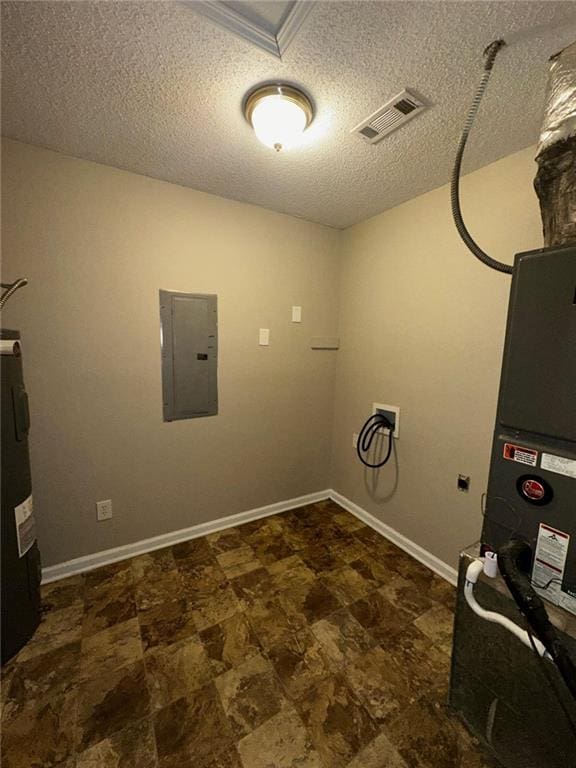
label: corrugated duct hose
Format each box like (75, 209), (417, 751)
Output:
(451, 39), (514, 275)
(498, 540), (576, 703)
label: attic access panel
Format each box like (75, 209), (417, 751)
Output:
(159, 290), (218, 421)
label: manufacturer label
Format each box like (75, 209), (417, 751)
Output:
(532, 523), (570, 608)
(521, 479), (545, 501)
(503, 443), (538, 467)
(14, 495), (36, 558)
(541, 453), (576, 480)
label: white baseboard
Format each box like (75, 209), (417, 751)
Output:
(42, 487), (457, 587)
(41, 489), (331, 584)
(328, 490), (458, 586)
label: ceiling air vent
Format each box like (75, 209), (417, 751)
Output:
(352, 89), (428, 144)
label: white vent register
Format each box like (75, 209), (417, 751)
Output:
(352, 89), (428, 144)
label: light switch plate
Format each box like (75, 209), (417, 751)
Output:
(292, 306), (302, 323)
(259, 328), (270, 346)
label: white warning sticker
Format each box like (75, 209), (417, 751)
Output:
(532, 523), (569, 605)
(14, 495), (36, 558)
(541, 453), (576, 480)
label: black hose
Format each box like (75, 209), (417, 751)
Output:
(356, 413), (394, 468)
(451, 39), (514, 275)
(498, 539), (576, 702)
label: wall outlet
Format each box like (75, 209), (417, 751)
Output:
(352, 433), (358, 448)
(96, 499), (113, 521)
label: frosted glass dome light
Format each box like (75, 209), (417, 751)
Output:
(244, 84), (314, 152)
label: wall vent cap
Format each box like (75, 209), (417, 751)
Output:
(352, 89), (429, 144)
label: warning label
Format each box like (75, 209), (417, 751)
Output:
(14, 495), (36, 558)
(503, 443), (538, 467)
(532, 523), (574, 614)
(541, 452), (576, 480)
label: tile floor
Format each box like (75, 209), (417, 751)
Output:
(1, 500), (497, 768)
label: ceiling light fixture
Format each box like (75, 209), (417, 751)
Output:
(244, 84), (314, 152)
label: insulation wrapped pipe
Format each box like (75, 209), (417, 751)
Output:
(534, 40), (576, 247)
(536, 40), (576, 157)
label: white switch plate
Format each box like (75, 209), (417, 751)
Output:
(291, 306), (302, 323)
(96, 499), (113, 521)
(352, 433), (358, 448)
(259, 328), (270, 346)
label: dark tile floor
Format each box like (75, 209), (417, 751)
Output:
(1, 500), (497, 768)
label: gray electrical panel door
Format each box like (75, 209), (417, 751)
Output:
(159, 291), (218, 421)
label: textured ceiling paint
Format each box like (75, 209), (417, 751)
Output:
(2, 1), (576, 228)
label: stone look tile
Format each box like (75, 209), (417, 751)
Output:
(41, 575), (85, 613)
(83, 567), (137, 638)
(80, 618), (142, 682)
(297, 674), (379, 768)
(345, 731), (409, 768)
(199, 613), (261, 674)
(145, 635), (213, 711)
(378, 575), (434, 619)
(279, 579), (341, 626)
(207, 528), (245, 554)
(154, 684), (233, 768)
(349, 590), (413, 643)
(413, 604), (455, 653)
(386, 696), (493, 768)
(172, 537), (214, 567)
(333, 512), (366, 533)
(216, 545), (260, 579)
(429, 575), (457, 610)
(344, 646), (417, 725)
(84, 561), (132, 594)
(320, 565), (374, 606)
(75, 717), (157, 768)
(76, 660), (150, 751)
(7, 640), (80, 707)
(2, 501), (493, 768)
(245, 595), (300, 651)
(1, 688), (77, 768)
(132, 551), (182, 611)
(16, 603), (84, 662)
(229, 566), (274, 607)
(299, 544), (344, 575)
(214, 653), (286, 738)
(268, 629), (330, 701)
(139, 598), (196, 651)
(311, 608), (374, 669)
(237, 704), (323, 768)
(191, 583), (241, 632)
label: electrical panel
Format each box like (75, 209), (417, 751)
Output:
(159, 290), (218, 421)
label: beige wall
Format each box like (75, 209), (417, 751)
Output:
(2, 139), (544, 572)
(2, 139), (340, 566)
(330, 146), (543, 568)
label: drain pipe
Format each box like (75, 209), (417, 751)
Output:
(464, 556), (551, 660)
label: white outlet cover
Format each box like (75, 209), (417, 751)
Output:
(291, 306), (302, 323)
(259, 328), (270, 346)
(96, 499), (113, 521)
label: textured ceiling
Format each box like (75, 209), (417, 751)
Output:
(2, 1), (576, 229)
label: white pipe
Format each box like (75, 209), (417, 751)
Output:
(464, 559), (552, 660)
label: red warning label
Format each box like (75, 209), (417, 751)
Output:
(503, 443), (538, 467)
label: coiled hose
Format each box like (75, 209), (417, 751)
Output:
(451, 39), (514, 275)
(356, 413), (394, 469)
